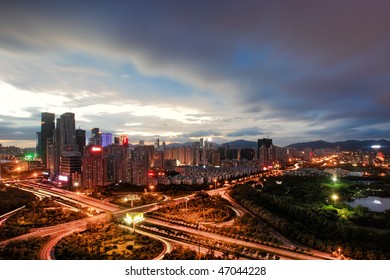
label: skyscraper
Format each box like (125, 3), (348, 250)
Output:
(54, 112), (78, 174)
(82, 145), (105, 190)
(76, 129), (86, 155)
(90, 128), (101, 145)
(258, 138), (274, 166)
(40, 112), (55, 167)
(154, 138), (160, 150)
(101, 133), (112, 147)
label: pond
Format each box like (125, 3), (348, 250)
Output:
(348, 196), (390, 212)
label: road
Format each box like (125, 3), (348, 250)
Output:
(0, 213), (111, 251)
(144, 217), (333, 260)
(16, 182), (120, 213)
(0, 206), (26, 226)
(38, 218), (173, 260)
(118, 225), (173, 260)
(2, 180), (336, 260)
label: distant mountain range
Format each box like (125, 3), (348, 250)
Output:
(166, 139), (390, 153)
(166, 139), (257, 149)
(221, 139), (257, 149)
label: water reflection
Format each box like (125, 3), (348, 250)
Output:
(348, 196), (390, 212)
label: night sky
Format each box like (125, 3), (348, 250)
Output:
(0, 1), (389, 147)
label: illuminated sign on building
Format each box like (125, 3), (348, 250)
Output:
(91, 146), (102, 152)
(121, 135), (129, 147)
(59, 175), (68, 182)
(124, 212), (144, 224)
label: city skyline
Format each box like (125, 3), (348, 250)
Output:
(1, 1), (390, 148)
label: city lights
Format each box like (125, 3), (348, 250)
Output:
(91, 146), (102, 152)
(1, 2), (390, 273)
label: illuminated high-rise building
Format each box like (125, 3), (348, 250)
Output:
(154, 138), (160, 150)
(46, 137), (55, 174)
(258, 138), (273, 166)
(81, 145), (104, 190)
(36, 132), (41, 160)
(54, 112), (78, 174)
(76, 129), (86, 155)
(104, 144), (128, 184)
(120, 135), (129, 147)
(101, 133), (112, 147)
(89, 128), (101, 145)
(60, 151), (82, 179)
(40, 112), (55, 167)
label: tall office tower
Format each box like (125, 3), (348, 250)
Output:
(154, 138), (160, 150)
(129, 160), (149, 186)
(76, 129), (86, 155)
(129, 144), (155, 186)
(218, 147), (227, 161)
(46, 138), (55, 174)
(36, 132), (41, 159)
(120, 135), (129, 147)
(54, 112), (77, 174)
(81, 145), (105, 191)
(274, 146), (288, 166)
(211, 150), (221, 166)
(153, 150), (164, 168)
(101, 133), (112, 147)
(60, 151), (82, 177)
(200, 138), (205, 148)
(192, 142), (201, 166)
(89, 128), (101, 145)
(258, 138), (274, 166)
(133, 145), (155, 167)
(40, 112), (55, 167)
(104, 144), (128, 184)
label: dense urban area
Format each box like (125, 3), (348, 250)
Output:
(0, 112), (389, 260)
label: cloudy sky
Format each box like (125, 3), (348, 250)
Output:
(1, 0), (389, 148)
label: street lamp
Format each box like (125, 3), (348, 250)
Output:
(150, 185), (154, 193)
(213, 178), (217, 189)
(331, 194), (339, 202)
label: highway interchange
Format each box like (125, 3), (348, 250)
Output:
(0, 179), (336, 260)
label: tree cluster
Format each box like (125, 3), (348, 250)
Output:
(5, 198), (87, 228)
(55, 223), (164, 260)
(0, 236), (49, 260)
(230, 184), (389, 259)
(0, 187), (37, 215)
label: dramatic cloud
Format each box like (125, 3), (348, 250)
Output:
(181, 130), (222, 139)
(0, 1), (389, 147)
(226, 127), (263, 137)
